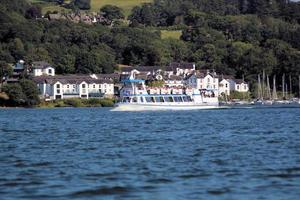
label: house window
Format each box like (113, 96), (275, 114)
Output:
(56, 84), (60, 88)
(73, 85), (76, 88)
(82, 84), (86, 88)
(93, 84), (96, 89)
(67, 85), (69, 88)
(207, 78), (210, 83)
(57, 89), (60, 94)
(237, 85), (240, 90)
(226, 83), (228, 88)
(48, 69), (52, 74)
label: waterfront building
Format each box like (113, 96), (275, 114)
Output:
(185, 70), (219, 96)
(219, 76), (249, 96)
(33, 75), (114, 100)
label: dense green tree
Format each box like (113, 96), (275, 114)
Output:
(73, 0), (90, 10)
(100, 5), (125, 21)
(0, 61), (13, 87)
(2, 84), (26, 106)
(19, 79), (40, 106)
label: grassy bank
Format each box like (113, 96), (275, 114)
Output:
(38, 98), (115, 108)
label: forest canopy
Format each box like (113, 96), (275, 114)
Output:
(0, 0), (299, 93)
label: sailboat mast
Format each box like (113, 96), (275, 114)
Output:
(282, 74), (285, 99)
(299, 75), (300, 98)
(289, 74), (292, 99)
(262, 70), (265, 99)
(258, 74), (262, 100)
(267, 75), (271, 99)
(272, 75), (277, 100)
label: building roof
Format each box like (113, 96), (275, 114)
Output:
(234, 79), (247, 84)
(33, 75), (113, 85)
(169, 62), (195, 70)
(32, 61), (54, 69)
(165, 75), (183, 81)
(184, 72), (205, 80)
(120, 66), (161, 73)
(96, 73), (120, 80)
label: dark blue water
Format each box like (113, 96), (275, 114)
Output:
(0, 108), (300, 200)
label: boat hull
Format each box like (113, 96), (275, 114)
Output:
(111, 103), (221, 111)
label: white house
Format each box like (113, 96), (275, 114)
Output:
(33, 75), (114, 100)
(31, 61), (55, 77)
(185, 70), (219, 96)
(234, 79), (249, 93)
(219, 79), (231, 96)
(219, 77), (249, 96)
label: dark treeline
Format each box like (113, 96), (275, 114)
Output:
(0, 0), (300, 94)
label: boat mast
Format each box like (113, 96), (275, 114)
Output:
(267, 75), (271, 100)
(258, 74), (262, 100)
(299, 75), (300, 98)
(289, 74), (292, 99)
(272, 75), (278, 100)
(262, 70), (265, 99)
(282, 74), (285, 100)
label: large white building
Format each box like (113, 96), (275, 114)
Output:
(31, 61), (55, 76)
(185, 70), (219, 96)
(33, 75), (114, 100)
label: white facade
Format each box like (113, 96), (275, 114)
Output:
(36, 79), (114, 100)
(219, 79), (231, 96)
(235, 82), (249, 93)
(185, 73), (219, 96)
(33, 66), (55, 77)
(219, 78), (249, 96)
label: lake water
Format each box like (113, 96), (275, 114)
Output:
(0, 107), (300, 199)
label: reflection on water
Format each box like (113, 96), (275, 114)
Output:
(0, 108), (300, 199)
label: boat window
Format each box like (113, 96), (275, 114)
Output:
(155, 97), (161, 102)
(164, 97), (170, 102)
(145, 97), (152, 102)
(168, 97), (174, 102)
(122, 97), (130, 103)
(160, 97), (164, 102)
(132, 97), (138, 103)
(187, 96), (192, 102)
(140, 97), (144, 103)
(174, 96), (183, 102)
(182, 96), (188, 102)
(151, 97), (155, 103)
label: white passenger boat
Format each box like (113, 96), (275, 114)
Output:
(112, 77), (220, 111)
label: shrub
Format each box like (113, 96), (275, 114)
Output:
(100, 98), (114, 107)
(63, 98), (83, 107)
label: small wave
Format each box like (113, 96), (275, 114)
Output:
(71, 186), (132, 197)
(147, 178), (173, 184)
(207, 187), (231, 195)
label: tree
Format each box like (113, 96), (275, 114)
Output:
(25, 6), (42, 19)
(100, 5), (125, 21)
(0, 61), (13, 89)
(73, 0), (91, 10)
(2, 84), (26, 106)
(19, 79), (40, 106)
